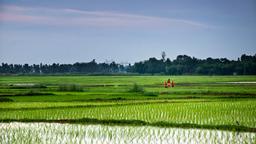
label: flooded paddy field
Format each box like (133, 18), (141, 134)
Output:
(1, 122), (255, 144)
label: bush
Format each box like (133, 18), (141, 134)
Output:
(23, 90), (54, 96)
(58, 84), (83, 92)
(0, 97), (14, 102)
(129, 83), (144, 93)
(143, 92), (158, 97)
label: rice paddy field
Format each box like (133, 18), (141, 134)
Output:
(0, 75), (256, 143)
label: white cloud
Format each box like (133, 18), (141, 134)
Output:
(0, 5), (210, 29)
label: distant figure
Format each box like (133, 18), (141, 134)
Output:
(171, 80), (175, 87)
(164, 81), (167, 88)
(167, 79), (171, 88)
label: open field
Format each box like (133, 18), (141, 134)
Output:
(1, 100), (256, 129)
(0, 75), (256, 143)
(1, 76), (256, 102)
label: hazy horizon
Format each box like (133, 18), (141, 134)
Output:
(0, 0), (255, 64)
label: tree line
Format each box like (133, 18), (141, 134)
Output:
(0, 59), (125, 74)
(0, 54), (255, 75)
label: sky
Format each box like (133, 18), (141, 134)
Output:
(0, 0), (255, 64)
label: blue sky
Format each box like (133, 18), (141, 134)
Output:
(0, 0), (255, 64)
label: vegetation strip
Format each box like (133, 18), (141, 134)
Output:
(0, 92), (54, 97)
(0, 100), (214, 111)
(1, 118), (256, 133)
(1, 91), (255, 98)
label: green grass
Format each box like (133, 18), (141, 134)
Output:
(1, 75), (256, 85)
(0, 75), (256, 132)
(1, 100), (256, 129)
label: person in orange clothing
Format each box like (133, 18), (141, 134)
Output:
(164, 81), (167, 88)
(167, 79), (171, 87)
(171, 80), (175, 87)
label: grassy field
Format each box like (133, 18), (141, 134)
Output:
(1, 75), (256, 102)
(0, 75), (256, 143)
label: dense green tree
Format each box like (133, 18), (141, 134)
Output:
(0, 54), (255, 75)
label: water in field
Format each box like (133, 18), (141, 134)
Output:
(0, 122), (255, 144)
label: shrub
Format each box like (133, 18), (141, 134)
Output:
(129, 83), (144, 93)
(11, 90), (54, 96)
(0, 97), (14, 102)
(143, 92), (158, 97)
(23, 90), (54, 96)
(58, 84), (83, 92)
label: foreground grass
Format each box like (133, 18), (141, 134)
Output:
(1, 100), (255, 132)
(1, 123), (255, 144)
(1, 119), (256, 133)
